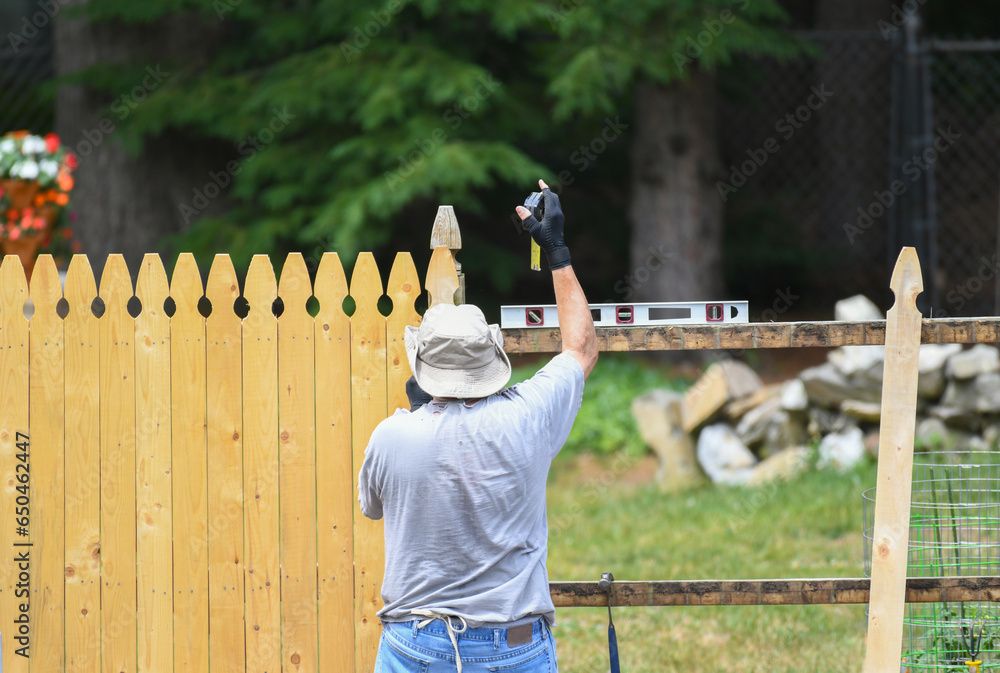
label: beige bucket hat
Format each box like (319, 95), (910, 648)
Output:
(404, 304), (512, 399)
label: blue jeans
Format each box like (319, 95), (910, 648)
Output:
(376, 617), (558, 673)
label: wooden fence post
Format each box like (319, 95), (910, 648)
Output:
(430, 205), (463, 304)
(862, 247), (924, 673)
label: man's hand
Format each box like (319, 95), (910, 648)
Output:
(513, 179), (598, 378)
(515, 179), (571, 270)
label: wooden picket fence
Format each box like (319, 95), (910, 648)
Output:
(0, 237), (461, 673)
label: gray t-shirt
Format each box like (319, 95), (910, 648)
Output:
(358, 352), (585, 627)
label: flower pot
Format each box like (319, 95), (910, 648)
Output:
(2, 233), (44, 279)
(1, 180), (40, 210)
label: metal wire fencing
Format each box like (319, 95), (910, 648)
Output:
(864, 451), (1000, 672)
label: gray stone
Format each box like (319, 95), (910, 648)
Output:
(841, 399), (881, 423)
(632, 390), (704, 491)
(762, 411), (808, 456)
(928, 404), (983, 432)
(801, 362), (880, 408)
(946, 344), (1000, 381)
(941, 372), (1000, 414)
(747, 447), (811, 486)
(780, 379), (808, 412)
(828, 345), (884, 379)
(696, 423), (757, 485)
(864, 430), (880, 458)
(918, 344), (963, 399)
(808, 407), (853, 436)
(835, 295), (883, 322)
(735, 395), (782, 447)
(681, 360), (763, 432)
(915, 417), (950, 450)
(982, 422), (1000, 449)
(817, 426), (865, 471)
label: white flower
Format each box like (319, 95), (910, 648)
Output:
(39, 159), (59, 177)
(22, 136), (46, 154)
(15, 160), (39, 180)
(0, 139), (14, 154)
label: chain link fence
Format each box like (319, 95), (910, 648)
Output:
(0, 0), (55, 134)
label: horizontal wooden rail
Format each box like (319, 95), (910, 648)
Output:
(550, 576), (1000, 607)
(503, 317), (1000, 353)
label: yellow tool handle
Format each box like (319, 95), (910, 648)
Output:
(530, 239), (541, 271)
(966, 660), (982, 673)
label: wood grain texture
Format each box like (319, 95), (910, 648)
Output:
(170, 253), (209, 673)
(550, 576), (1000, 607)
(0, 256), (29, 673)
(349, 253), (387, 673)
(314, 253), (353, 673)
(28, 256), (64, 673)
(242, 255), (281, 673)
(863, 248), (924, 673)
(500, 317), (1000, 353)
(205, 255), (246, 673)
(98, 255), (137, 673)
(278, 253), (318, 673)
(386, 253), (420, 415)
(135, 254), (173, 673)
(424, 247), (459, 307)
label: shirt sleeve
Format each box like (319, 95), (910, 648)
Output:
(357, 432), (383, 521)
(510, 351), (586, 458)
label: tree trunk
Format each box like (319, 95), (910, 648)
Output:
(628, 73), (722, 304)
(54, 1), (226, 277)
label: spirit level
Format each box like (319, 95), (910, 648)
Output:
(500, 301), (749, 329)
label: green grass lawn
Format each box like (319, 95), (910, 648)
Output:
(545, 454), (878, 673)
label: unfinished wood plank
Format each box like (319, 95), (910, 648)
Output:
(98, 254), (137, 673)
(135, 254), (173, 673)
(242, 255), (281, 673)
(500, 317), (1000, 353)
(278, 253), (318, 673)
(425, 247), (459, 307)
(386, 253), (421, 415)
(205, 254), (245, 673)
(64, 255), (101, 673)
(170, 253), (209, 673)
(314, 252), (353, 673)
(28, 255), (64, 673)
(350, 253), (387, 673)
(550, 576), (1000, 607)
(0, 256), (29, 673)
(863, 247), (924, 673)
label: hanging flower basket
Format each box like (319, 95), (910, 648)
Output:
(0, 131), (78, 278)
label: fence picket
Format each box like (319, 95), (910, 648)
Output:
(278, 253), (318, 673)
(0, 257), (28, 673)
(170, 253), (209, 673)
(135, 254), (173, 673)
(425, 247), (459, 307)
(349, 253), (387, 673)
(28, 255), (64, 673)
(205, 255), (246, 673)
(385, 253), (421, 415)
(99, 254), (137, 673)
(242, 255), (281, 673)
(314, 252), (353, 673)
(64, 255), (101, 673)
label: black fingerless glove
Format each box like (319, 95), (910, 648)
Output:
(405, 376), (432, 411)
(520, 189), (571, 270)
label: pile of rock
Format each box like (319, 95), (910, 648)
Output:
(631, 295), (1000, 491)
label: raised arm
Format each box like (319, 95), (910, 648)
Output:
(516, 179), (598, 378)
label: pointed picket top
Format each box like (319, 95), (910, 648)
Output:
(64, 254), (98, 319)
(245, 255), (277, 324)
(349, 253), (383, 315)
(386, 252), (420, 320)
(29, 254), (61, 315)
(206, 254), (240, 325)
(100, 254), (134, 320)
(888, 247), (924, 308)
(0, 255), (28, 321)
(425, 247), (459, 307)
(170, 253), (204, 319)
(314, 253), (349, 316)
(136, 254), (169, 318)
(430, 205), (462, 251)
(277, 253), (312, 318)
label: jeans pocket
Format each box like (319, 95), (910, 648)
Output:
(378, 632), (432, 673)
(486, 645), (550, 673)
